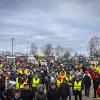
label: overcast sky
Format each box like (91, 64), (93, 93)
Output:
(0, 0), (100, 54)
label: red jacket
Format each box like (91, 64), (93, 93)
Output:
(91, 71), (97, 79)
(86, 68), (90, 73)
(97, 87), (100, 97)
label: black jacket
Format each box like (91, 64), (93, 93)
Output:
(83, 75), (91, 88)
(9, 97), (23, 100)
(93, 78), (100, 89)
(34, 92), (46, 100)
(47, 87), (60, 100)
(21, 89), (33, 100)
(60, 83), (69, 97)
(0, 79), (5, 93)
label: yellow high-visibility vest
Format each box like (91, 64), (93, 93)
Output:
(97, 98), (100, 100)
(76, 66), (78, 69)
(74, 80), (82, 91)
(68, 76), (72, 86)
(56, 72), (58, 76)
(19, 70), (23, 74)
(0, 64), (3, 68)
(96, 67), (99, 72)
(32, 78), (40, 87)
(66, 76), (69, 81)
(13, 64), (17, 68)
(16, 77), (26, 89)
(16, 78), (19, 89)
(63, 71), (66, 77)
(20, 83), (24, 89)
(56, 72), (61, 76)
(24, 70), (28, 75)
(94, 66), (97, 69)
(57, 79), (62, 87)
(20, 78), (28, 89)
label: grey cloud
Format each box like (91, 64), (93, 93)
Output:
(0, 0), (100, 53)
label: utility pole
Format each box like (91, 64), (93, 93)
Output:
(27, 41), (29, 56)
(11, 38), (14, 56)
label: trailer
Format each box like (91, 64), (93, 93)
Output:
(6, 56), (15, 64)
(27, 56), (36, 64)
(15, 56), (27, 64)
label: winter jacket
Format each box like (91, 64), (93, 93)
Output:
(2, 88), (15, 100)
(91, 71), (97, 79)
(47, 87), (60, 100)
(97, 87), (100, 97)
(60, 83), (69, 97)
(0, 79), (5, 93)
(9, 96), (23, 100)
(21, 89), (33, 100)
(83, 75), (91, 88)
(93, 78), (100, 89)
(44, 76), (50, 87)
(34, 92), (46, 100)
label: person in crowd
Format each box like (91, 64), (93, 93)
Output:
(91, 69), (98, 86)
(34, 84), (47, 100)
(21, 83), (33, 100)
(72, 76), (84, 100)
(0, 74), (5, 99)
(93, 74), (100, 98)
(32, 75), (40, 91)
(56, 74), (63, 88)
(9, 89), (23, 100)
(83, 72), (91, 97)
(1, 58), (100, 100)
(47, 78), (60, 100)
(60, 78), (70, 100)
(44, 73), (50, 91)
(2, 88), (15, 100)
(97, 84), (100, 100)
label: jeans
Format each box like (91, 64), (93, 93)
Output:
(94, 88), (97, 98)
(74, 90), (82, 100)
(85, 86), (90, 96)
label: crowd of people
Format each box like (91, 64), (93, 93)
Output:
(0, 60), (100, 100)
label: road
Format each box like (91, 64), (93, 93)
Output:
(71, 88), (98, 100)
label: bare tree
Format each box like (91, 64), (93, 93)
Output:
(74, 52), (79, 57)
(88, 36), (100, 57)
(63, 49), (70, 57)
(30, 43), (38, 56)
(42, 43), (53, 57)
(2, 51), (11, 56)
(54, 45), (64, 57)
